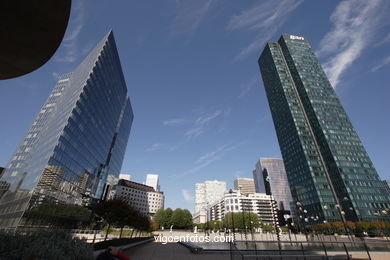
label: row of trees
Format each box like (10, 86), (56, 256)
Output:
(153, 208), (193, 229)
(23, 202), (91, 229)
(309, 221), (390, 235)
(93, 199), (150, 239)
(153, 210), (279, 232)
(22, 199), (152, 240)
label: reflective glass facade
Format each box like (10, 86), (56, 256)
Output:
(258, 34), (390, 223)
(0, 31), (133, 228)
(254, 158), (293, 212)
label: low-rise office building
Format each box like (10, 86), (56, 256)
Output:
(116, 179), (164, 217)
(208, 190), (276, 225)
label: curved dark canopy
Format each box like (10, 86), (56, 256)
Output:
(0, 0), (71, 80)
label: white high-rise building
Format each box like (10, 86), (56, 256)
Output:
(119, 174), (132, 181)
(146, 174), (159, 191)
(194, 180), (227, 214)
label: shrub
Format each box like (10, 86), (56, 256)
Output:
(0, 230), (93, 260)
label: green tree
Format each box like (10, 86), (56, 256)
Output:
(356, 222), (370, 233)
(153, 208), (192, 230)
(280, 226), (288, 232)
(329, 222), (344, 233)
(165, 208), (173, 227)
(23, 202), (91, 228)
(0, 230), (93, 259)
(171, 208), (184, 228)
(153, 208), (167, 228)
(262, 224), (275, 232)
(208, 220), (223, 230)
(223, 212), (261, 230)
(345, 221), (356, 234)
(182, 209), (193, 229)
(168, 208), (193, 229)
(94, 199), (136, 240)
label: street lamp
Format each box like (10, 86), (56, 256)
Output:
(238, 185), (248, 242)
(296, 201), (309, 241)
(204, 202), (210, 236)
(271, 199), (281, 242)
(228, 189), (236, 242)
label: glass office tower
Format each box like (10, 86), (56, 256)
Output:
(0, 31), (133, 228)
(258, 34), (390, 223)
(254, 158), (293, 212)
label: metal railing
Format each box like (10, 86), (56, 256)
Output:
(228, 239), (390, 260)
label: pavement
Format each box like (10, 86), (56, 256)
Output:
(123, 241), (390, 260)
(120, 231), (390, 260)
(123, 242), (230, 260)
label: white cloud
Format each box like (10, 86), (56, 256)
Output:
(163, 118), (187, 126)
(171, 141), (247, 178)
(170, 0), (215, 35)
(164, 108), (229, 139)
(374, 33), (390, 47)
(195, 109), (222, 125)
(238, 76), (258, 98)
(181, 189), (194, 203)
(146, 143), (165, 152)
(371, 55), (390, 72)
(52, 72), (61, 80)
(55, 0), (85, 63)
(317, 0), (390, 88)
(196, 144), (228, 164)
(184, 109), (222, 138)
(233, 170), (243, 179)
(227, 0), (303, 61)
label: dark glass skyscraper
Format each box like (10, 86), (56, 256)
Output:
(0, 31), (133, 228)
(258, 34), (390, 223)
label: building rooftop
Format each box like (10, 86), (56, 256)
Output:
(118, 179), (163, 193)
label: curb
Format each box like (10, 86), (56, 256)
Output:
(178, 241), (203, 254)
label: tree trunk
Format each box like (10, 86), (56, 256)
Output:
(105, 224), (110, 241)
(119, 226), (123, 238)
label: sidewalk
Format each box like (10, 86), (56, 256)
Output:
(123, 241), (390, 260)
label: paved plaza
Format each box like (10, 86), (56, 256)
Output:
(124, 242), (230, 260)
(123, 241), (390, 260)
(120, 230), (390, 260)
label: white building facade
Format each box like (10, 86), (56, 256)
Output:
(146, 174), (159, 191)
(116, 179), (164, 217)
(208, 190), (276, 225)
(194, 180), (227, 214)
(119, 174), (132, 181)
(192, 208), (207, 224)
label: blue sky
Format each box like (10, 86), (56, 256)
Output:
(1, 0), (390, 212)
